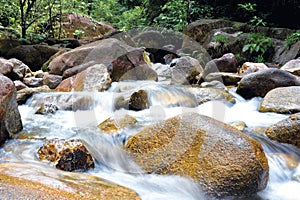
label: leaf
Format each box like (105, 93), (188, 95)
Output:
(242, 44), (251, 52)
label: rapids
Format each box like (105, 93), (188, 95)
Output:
(0, 80), (299, 200)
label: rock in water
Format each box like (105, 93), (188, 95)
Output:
(265, 113), (300, 148)
(38, 138), (94, 172)
(125, 112), (269, 198)
(236, 68), (300, 99)
(0, 74), (23, 145)
(259, 86), (300, 114)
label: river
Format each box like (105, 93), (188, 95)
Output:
(0, 80), (299, 200)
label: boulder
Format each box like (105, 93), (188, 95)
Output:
(0, 57), (13, 75)
(55, 64), (111, 92)
(7, 45), (60, 72)
(48, 38), (155, 82)
(43, 74), (62, 89)
(0, 58), (32, 81)
(55, 13), (117, 40)
(184, 19), (299, 65)
(265, 113), (300, 148)
(236, 68), (300, 99)
(23, 77), (44, 87)
(200, 80), (226, 90)
(38, 138), (95, 172)
(204, 72), (242, 86)
(0, 74), (23, 145)
(62, 61), (96, 79)
(273, 40), (300, 66)
(13, 80), (28, 91)
(170, 56), (203, 85)
(188, 87), (235, 104)
(239, 62), (269, 75)
(259, 86), (300, 114)
(17, 85), (51, 104)
(129, 90), (149, 111)
(0, 39), (21, 58)
(98, 114), (137, 132)
(126, 113), (269, 198)
(29, 93), (94, 111)
(203, 53), (238, 77)
(0, 166), (140, 200)
(280, 58), (300, 76)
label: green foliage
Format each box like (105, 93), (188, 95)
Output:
(117, 6), (147, 31)
(238, 2), (267, 27)
(213, 34), (228, 44)
(154, 0), (188, 31)
(242, 32), (272, 62)
(285, 32), (300, 47)
(73, 29), (84, 39)
(238, 3), (256, 12)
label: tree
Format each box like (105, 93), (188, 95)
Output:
(18, 0), (45, 38)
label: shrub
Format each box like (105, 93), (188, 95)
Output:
(285, 32), (300, 47)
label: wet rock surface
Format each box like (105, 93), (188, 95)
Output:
(265, 112), (300, 148)
(126, 112), (269, 198)
(259, 86), (300, 114)
(237, 68), (300, 99)
(38, 138), (95, 172)
(0, 74), (23, 145)
(98, 114), (137, 132)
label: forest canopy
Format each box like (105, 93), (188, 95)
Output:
(0, 0), (299, 41)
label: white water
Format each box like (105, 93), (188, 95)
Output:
(1, 81), (299, 200)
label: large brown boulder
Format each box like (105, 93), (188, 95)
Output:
(125, 112), (269, 198)
(38, 138), (95, 172)
(55, 13), (117, 40)
(0, 74), (23, 145)
(55, 64), (111, 92)
(48, 38), (156, 82)
(236, 68), (300, 99)
(259, 86), (300, 114)
(0, 58), (32, 81)
(7, 45), (60, 72)
(265, 113), (300, 148)
(0, 163), (140, 200)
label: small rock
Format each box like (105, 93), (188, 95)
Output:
(230, 121), (247, 131)
(23, 77), (44, 87)
(281, 58), (300, 76)
(38, 138), (95, 172)
(43, 74), (62, 89)
(129, 90), (149, 111)
(239, 62), (268, 75)
(13, 80), (28, 91)
(17, 85), (51, 104)
(35, 103), (58, 115)
(200, 80), (226, 90)
(170, 56), (203, 85)
(98, 114), (137, 132)
(204, 72), (242, 86)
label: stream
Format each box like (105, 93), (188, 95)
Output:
(0, 80), (299, 200)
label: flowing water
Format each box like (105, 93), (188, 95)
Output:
(0, 81), (299, 200)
